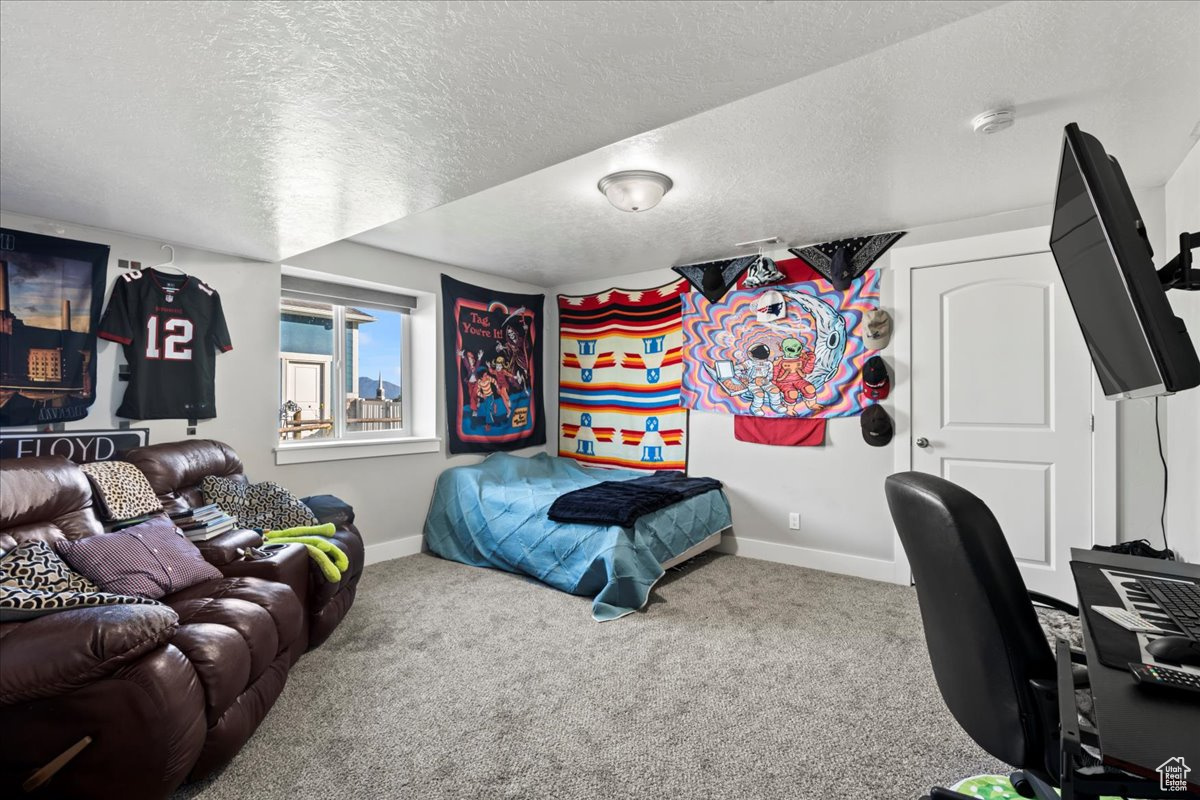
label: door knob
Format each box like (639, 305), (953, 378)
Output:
(915, 437), (930, 448)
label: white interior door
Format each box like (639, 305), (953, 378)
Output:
(911, 251), (1094, 600)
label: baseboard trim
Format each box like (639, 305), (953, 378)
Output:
(364, 535), (424, 566)
(716, 533), (901, 584)
(362, 532), (899, 581)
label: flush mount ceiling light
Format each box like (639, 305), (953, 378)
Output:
(972, 108), (1016, 135)
(597, 170), (673, 212)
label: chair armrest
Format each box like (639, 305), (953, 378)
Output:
(194, 528), (262, 566)
(1028, 590), (1078, 616)
(301, 495), (355, 527)
(0, 604), (178, 704)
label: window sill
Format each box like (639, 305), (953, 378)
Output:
(274, 436), (441, 465)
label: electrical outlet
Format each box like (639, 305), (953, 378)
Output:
(788, 512), (800, 530)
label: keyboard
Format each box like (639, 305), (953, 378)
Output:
(1137, 578), (1200, 640)
(1129, 662), (1200, 695)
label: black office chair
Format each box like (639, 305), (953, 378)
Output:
(884, 471), (1089, 800)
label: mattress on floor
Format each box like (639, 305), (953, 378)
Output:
(423, 452), (732, 621)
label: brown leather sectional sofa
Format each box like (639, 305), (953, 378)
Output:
(0, 439), (365, 799)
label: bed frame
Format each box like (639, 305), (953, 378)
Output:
(660, 526), (729, 570)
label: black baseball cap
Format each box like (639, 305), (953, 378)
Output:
(861, 404), (893, 447)
(862, 356), (890, 400)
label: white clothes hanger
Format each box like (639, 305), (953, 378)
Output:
(148, 244), (186, 275)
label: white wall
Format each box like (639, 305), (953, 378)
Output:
(0, 211), (553, 560)
(550, 187), (1172, 582)
(4, 173), (1187, 578)
(1163, 142), (1200, 563)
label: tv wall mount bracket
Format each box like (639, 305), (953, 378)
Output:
(1159, 230), (1200, 291)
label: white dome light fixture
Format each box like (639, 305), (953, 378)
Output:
(597, 170), (673, 212)
(972, 108), (1016, 135)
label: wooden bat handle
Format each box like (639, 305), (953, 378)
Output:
(22, 736), (92, 793)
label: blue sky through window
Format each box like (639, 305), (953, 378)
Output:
(356, 307), (403, 387)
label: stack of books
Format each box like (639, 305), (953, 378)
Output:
(170, 503), (237, 541)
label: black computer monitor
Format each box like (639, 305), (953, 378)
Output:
(1049, 123), (1199, 399)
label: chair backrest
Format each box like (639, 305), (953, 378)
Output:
(884, 471), (1056, 769)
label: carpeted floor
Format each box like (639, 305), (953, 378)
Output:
(176, 552), (1004, 799)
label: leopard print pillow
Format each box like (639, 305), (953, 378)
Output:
(202, 475), (318, 531)
(80, 460), (163, 522)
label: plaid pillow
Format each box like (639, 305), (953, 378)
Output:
(56, 515), (222, 599)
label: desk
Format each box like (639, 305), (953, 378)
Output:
(1070, 548), (1200, 794)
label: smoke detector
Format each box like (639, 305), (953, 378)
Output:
(972, 109), (1015, 135)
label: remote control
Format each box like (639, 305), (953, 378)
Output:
(1091, 605), (1170, 634)
(1129, 662), (1200, 695)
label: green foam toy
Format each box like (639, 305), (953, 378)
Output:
(264, 524), (347, 582)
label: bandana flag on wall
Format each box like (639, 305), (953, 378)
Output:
(441, 274), (546, 454)
(558, 280), (688, 472)
(681, 268), (879, 417)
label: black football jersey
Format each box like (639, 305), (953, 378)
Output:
(98, 269), (232, 420)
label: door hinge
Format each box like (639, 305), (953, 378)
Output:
(1090, 414), (1095, 432)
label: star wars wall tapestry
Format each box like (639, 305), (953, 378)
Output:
(681, 268), (879, 418)
(441, 274), (545, 454)
(558, 280), (688, 472)
(0, 229), (109, 426)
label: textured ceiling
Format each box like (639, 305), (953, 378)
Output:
(0, 0), (1000, 261)
(355, 0), (1200, 286)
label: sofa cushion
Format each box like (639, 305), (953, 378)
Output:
(0, 456), (105, 546)
(203, 476), (318, 531)
(56, 515), (222, 599)
(123, 439), (245, 514)
(169, 621), (252, 725)
(80, 460), (164, 521)
(170, 597), (278, 685)
(164, 575), (304, 660)
(0, 603), (180, 704)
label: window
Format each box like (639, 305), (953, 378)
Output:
(278, 275), (416, 445)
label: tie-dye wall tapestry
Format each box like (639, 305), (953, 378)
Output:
(558, 280), (688, 472)
(681, 270), (879, 417)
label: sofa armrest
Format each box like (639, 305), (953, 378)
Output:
(194, 528), (262, 566)
(0, 604), (179, 704)
(301, 495), (355, 526)
(218, 542), (310, 611)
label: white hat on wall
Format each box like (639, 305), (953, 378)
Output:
(755, 290), (786, 323)
(863, 308), (892, 350)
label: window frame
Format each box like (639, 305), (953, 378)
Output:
(277, 296), (413, 447)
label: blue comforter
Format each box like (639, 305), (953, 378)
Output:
(423, 453), (732, 621)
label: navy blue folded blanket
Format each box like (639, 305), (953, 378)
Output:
(548, 471), (723, 528)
